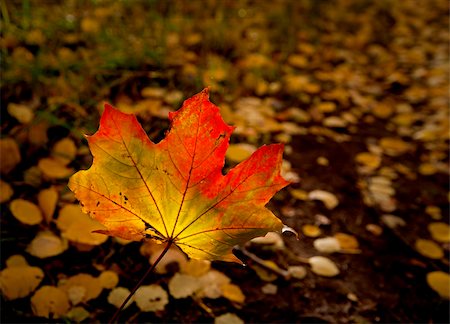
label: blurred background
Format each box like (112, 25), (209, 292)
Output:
(1, 0), (449, 323)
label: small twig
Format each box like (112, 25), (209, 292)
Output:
(109, 240), (173, 324)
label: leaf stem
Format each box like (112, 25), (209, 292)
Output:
(109, 240), (173, 324)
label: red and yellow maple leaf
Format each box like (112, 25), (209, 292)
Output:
(69, 89), (289, 262)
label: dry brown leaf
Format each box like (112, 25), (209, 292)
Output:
(31, 286), (70, 319)
(27, 231), (68, 258)
(37, 187), (58, 222)
(0, 138), (21, 174)
(10, 199), (43, 225)
(0, 180), (14, 203)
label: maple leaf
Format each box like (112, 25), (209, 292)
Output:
(69, 89), (289, 263)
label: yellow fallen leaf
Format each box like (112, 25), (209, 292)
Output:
(221, 283), (245, 303)
(31, 286), (70, 319)
(108, 287), (134, 309)
(168, 273), (201, 299)
(59, 273), (103, 303)
(0, 265), (44, 300)
(10, 199), (43, 225)
(428, 222), (450, 243)
(38, 187), (58, 223)
(0, 180), (14, 203)
(426, 271), (450, 299)
(308, 190), (339, 209)
(415, 239), (444, 259)
(28, 121), (49, 146)
(313, 237), (340, 253)
(51, 138), (77, 166)
(81, 17), (100, 33)
(99, 270), (119, 289)
(372, 103), (393, 119)
(425, 206), (442, 220)
(27, 231), (68, 258)
(418, 163), (437, 175)
(135, 285), (168, 312)
(309, 256), (340, 277)
(7, 103), (34, 124)
(65, 306), (90, 322)
(5, 254), (28, 268)
(334, 233), (359, 250)
(379, 137), (413, 156)
(57, 204), (108, 246)
(0, 138), (21, 174)
(302, 224), (322, 237)
(181, 259), (211, 277)
(38, 157), (74, 179)
(290, 189), (308, 200)
(355, 152), (381, 169)
(215, 313), (244, 324)
(226, 143), (257, 163)
(316, 102), (336, 113)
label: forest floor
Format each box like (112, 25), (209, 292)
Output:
(1, 1), (449, 323)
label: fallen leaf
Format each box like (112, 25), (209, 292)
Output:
(288, 265), (307, 279)
(31, 286), (70, 319)
(0, 138), (21, 174)
(197, 270), (231, 299)
(69, 89), (289, 262)
(37, 187), (58, 222)
(226, 143), (257, 163)
(261, 283), (278, 294)
(134, 285), (169, 312)
(379, 137), (413, 156)
(309, 256), (340, 277)
(426, 271), (450, 299)
(313, 237), (341, 253)
(221, 283), (245, 303)
(381, 214), (406, 229)
(51, 138), (77, 166)
(334, 233), (359, 251)
(0, 180), (14, 203)
(215, 313), (244, 324)
(27, 231), (68, 258)
(5, 254), (28, 268)
(7, 103), (34, 124)
(168, 273), (200, 299)
(308, 190), (339, 209)
(57, 204), (108, 246)
(425, 206), (442, 220)
(250, 232), (285, 249)
(302, 224), (322, 237)
(415, 239), (444, 259)
(108, 287), (134, 309)
(38, 157), (74, 179)
(181, 259), (211, 277)
(10, 199), (43, 225)
(59, 273), (103, 303)
(0, 264), (44, 300)
(99, 270), (119, 289)
(355, 152), (381, 170)
(66, 306), (90, 322)
(428, 222), (450, 243)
